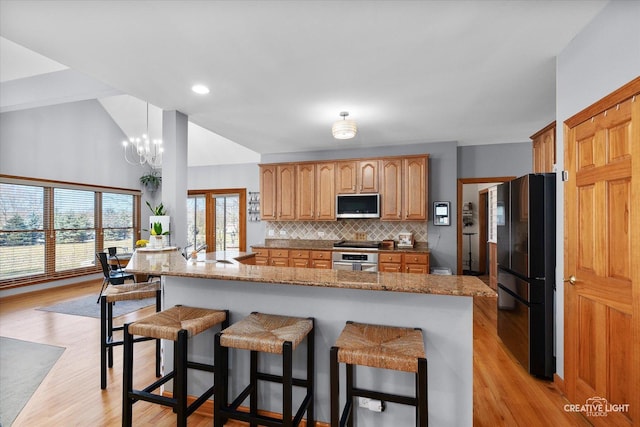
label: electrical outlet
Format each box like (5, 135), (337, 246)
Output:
(279, 230), (287, 235)
(358, 397), (371, 408)
(358, 397), (384, 412)
(318, 231), (325, 237)
(268, 229), (275, 236)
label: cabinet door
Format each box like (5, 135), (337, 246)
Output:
(380, 159), (402, 220)
(311, 259), (332, 269)
(358, 160), (379, 193)
(316, 162), (335, 220)
(335, 161), (357, 194)
(406, 264), (428, 274)
(271, 257), (290, 267)
(260, 165), (277, 220)
(296, 164), (315, 220)
(291, 258), (309, 268)
(277, 164), (296, 220)
(403, 157), (427, 220)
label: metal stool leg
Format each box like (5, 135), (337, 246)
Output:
(282, 341), (293, 427)
(417, 357), (428, 427)
(175, 330), (188, 427)
(307, 320), (315, 427)
(330, 346), (339, 427)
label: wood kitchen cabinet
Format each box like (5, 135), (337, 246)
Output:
(290, 250), (310, 268)
(252, 248), (269, 266)
(335, 160), (379, 194)
(403, 156), (428, 220)
(315, 162), (336, 220)
(379, 251), (430, 274)
(269, 249), (290, 267)
(296, 163), (315, 220)
(379, 252), (403, 272)
(310, 250), (332, 269)
(260, 164), (296, 221)
(380, 159), (403, 220)
(531, 122), (556, 173)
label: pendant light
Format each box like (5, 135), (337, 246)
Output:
(332, 111), (357, 140)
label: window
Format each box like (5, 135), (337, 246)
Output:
(214, 194), (239, 251)
(0, 177), (140, 288)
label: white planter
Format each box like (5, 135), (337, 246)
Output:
(150, 235), (164, 249)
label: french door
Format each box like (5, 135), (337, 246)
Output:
(187, 189), (246, 253)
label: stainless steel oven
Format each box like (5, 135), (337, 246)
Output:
(332, 251), (378, 272)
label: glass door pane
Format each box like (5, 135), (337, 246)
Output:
(187, 195), (206, 252)
(214, 194), (239, 251)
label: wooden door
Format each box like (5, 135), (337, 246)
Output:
(380, 159), (402, 220)
(296, 163), (315, 220)
(565, 87), (639, 427)
(315, 162), (335, 220)
(335, 161), (357, 194)
(403, 156), (428, 220)
(358, 160), (379, 193)
(259, 165), (277, 220)
(276, 164), (296, 220)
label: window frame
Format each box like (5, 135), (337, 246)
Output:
(0, 175), (141, 289)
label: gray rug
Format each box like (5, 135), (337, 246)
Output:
(37, 294), (155, 319)
(0, 337), (65, 427)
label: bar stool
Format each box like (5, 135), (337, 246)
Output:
(99, 281), (161, 389)
(214, 312), (315, 427)
(122, 305), (229, 427)
(330, 321), (428, 426)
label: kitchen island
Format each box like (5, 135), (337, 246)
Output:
(126, 249), (494, 426)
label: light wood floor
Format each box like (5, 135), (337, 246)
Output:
(0, 279), (590, 426)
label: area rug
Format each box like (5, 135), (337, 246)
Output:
(37, 294), (155, 319)
(0, 337), (65, 427)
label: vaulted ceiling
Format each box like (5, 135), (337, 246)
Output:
(0, 0), (608, 164)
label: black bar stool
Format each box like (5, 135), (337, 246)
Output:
(122, 305), (229, 427)
(330, 321), (428, 426)
(214, 312), (315, 427)
(99, 280), (161, 389)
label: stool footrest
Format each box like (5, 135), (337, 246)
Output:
(229, 383), (253, 410)
(186, 385), (215, 417)
(187, 361), (214, 373)
(129, 389), (175, 407)
(218, 408), (296, 427)
(256, 372), (309, 388)
(340, 400), (353, 426)
(352, 386), (417, 406)
(142, 371), (174, 394)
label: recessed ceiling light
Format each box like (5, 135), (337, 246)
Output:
(191, 84), (210, 95)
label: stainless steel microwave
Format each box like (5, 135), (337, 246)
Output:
(336, 194), (381, 219)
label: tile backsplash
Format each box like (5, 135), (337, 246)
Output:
(264, 220), (428, 242)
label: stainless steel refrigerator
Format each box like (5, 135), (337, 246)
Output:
(496, 173), (556, 379)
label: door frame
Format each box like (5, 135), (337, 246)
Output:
(187, 188), (247, 252)
(456, 177), (515, 275)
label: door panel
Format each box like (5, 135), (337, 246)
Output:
(565, 90), (638, 426)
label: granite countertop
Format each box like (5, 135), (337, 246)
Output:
(126, 249), (494, 298)
(252, 239), (430, 254)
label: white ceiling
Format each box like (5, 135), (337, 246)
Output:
(0, 0), (609, 160)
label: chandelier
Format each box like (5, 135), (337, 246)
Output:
(332, 111), (357, 140)
(122, 102), (163, 168)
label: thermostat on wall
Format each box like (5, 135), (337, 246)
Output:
(433, 201), (450, 226)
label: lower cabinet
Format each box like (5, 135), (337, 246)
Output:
(253, 248), (269, 266)
(269, 249), (289, 267)
(379, 252), (430, 274)
(290, 250), (310, 268)
(310, 250), (332, 269)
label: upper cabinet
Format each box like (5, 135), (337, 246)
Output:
(404, 156), (428, 220)
(531, 122), (556, 173)
(335, 160), (379, 194)
(260, 164), (295, 221)
(296, 162), (336, 221)
(260, 154), (427, 222)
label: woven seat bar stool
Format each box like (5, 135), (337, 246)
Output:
(214, 312), (315, 427)
(122, 305), (229, 427)
(100, 281), (161, 389)
(330, 321), (428, 427)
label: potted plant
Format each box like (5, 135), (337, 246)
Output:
(149, 222), (170, 248)
(146, 201), (170, 246)
(140, 170), (162, 192)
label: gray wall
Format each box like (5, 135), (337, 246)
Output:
(554, 0), (640, 380)
(0, 99), (140, 188)
(457, 143), (532, 178)
(188, 163), (265, 248)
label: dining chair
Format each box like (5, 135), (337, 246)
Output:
(96, 252), (135, 303)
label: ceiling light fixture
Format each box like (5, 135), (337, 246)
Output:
(191, 84), (210, 95)
(122, 102), (163, 169)
(332, 111), (357, 140)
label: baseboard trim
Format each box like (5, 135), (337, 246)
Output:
(162, 391), (329, 427)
